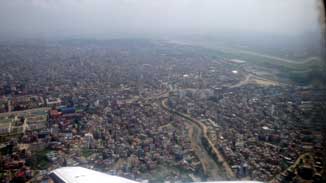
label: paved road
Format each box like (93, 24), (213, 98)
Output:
(161, 98), (235, 180)
(269, 153), (312, 182)
(187, 120), (225, 180)
(136, 91), (226, 180)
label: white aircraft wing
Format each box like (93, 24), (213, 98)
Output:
(49, 167), (138, 183)
(49, 167), (262, 183)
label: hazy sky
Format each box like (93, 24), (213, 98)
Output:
(0, 0), (322, 39)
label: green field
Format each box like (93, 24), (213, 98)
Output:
(186, 42), (326, 86)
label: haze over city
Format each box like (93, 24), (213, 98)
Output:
(0, 1), (325, 183)
(0, 0), (323, 39)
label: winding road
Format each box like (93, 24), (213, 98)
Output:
(150, 69), (276, 180)
(160, 98), (235, 180)
(151, 72), (259, 180)
(187, 119), (225, 180)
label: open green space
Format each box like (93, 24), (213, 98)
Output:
(188, 42), (326, 86)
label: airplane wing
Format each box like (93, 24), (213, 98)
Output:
(49, 167), (262, 183)
(49, 167), (138, 183)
